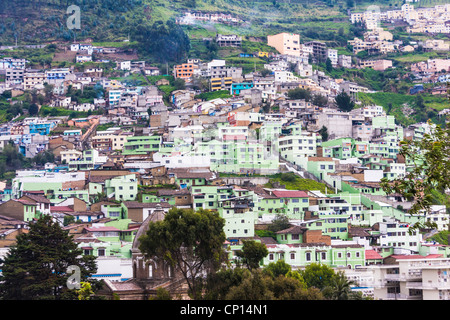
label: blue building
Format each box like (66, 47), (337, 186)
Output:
(231, 82), (254, 95)
(28, 122), (56, 135)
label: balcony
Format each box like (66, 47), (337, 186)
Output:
(385, 293), (422, 300)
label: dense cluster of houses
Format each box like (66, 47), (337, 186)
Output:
(351, 3), (450, 35)
(0, 26), (449, 300)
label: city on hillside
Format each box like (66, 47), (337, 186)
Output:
(0, 0), (449, 302)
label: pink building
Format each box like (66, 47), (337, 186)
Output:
(267, 32), (301, 57)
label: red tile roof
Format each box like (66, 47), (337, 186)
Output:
(391, 254), (443, 260)
(271, 190), (309, 198)
(365, 250), (383, 260)
(50, 206), (74, 212)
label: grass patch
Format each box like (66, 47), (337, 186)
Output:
(195, 90), (232, 101)
(264, 172), (334, 194)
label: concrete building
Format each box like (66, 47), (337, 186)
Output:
(267, 33), (301, 57)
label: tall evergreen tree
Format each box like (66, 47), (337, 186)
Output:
(334, 90), (355, 112)
(0, 215), (98, 300)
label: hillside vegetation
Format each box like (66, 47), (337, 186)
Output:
(0, 0), (354, 45)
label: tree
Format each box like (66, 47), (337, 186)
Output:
(224, 268), (324, 300)
(287, 88), (312, 101)
(260, 68), (272, 77)
(132, 20), (190, 63)
(326, 57), (333, 73)
(268, 214), (291, 233)
(319, 125), (329, 142)
(322, 271), (360, 300)
(299, 263), (335, 290)
(312, 93), (328, 107)
(263, 259), (291, 278)
(77, 282), (94, 300)
(28, 103), (39, 116)
(224, 269), (275, 300)
(0, 215), (98, 300)
(334, 90), (355, 112)
(380, 120), (450, 228)
(138, 208), (227, 300)
(204, 267), (247, 300)
(235, 240), (268, 270)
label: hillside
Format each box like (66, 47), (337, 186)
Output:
(0, 0), (353, 45)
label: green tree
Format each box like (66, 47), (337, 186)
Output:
(28, 103), (39, 116)
(287, 88), (312, 101)
(0, 215), (98, 300)
(326, 57), (333, 73)
(77, 282), (94, 300)
(133, 20), (190, 63)
(319, 125), (329, 142)
(299, 263), (335, 290)
(263, 259), (291, 278)
(267, 214), (291, 233)
(224, 269), (275, 300)
(380, 120), (450, 228)
(312, 93), (328, 107)
(138, 208), (227, 300)
(322, 271), (359, 300)
(235, 240), (269, 270)
(204, 267), (247, 300)
(334, 90), (355, 112)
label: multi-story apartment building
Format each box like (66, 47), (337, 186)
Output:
(105, 174), (138, 201)
(304, 41), (328, 64)
(122, 135), (161, 156)
(376, 217), (422, 253)
(45, 68), (70, 84)
(6, 68), (24, 86)
(60, 149), (83, 164)
(278, 130), (318, 168)
(173, 63), (195, 81)
(368, 257), (450, 300)
(267, 32), (301, 57)
(23, 72), (45, 90)
(67, 149), (108, 171)
(215, 34), (242, 47)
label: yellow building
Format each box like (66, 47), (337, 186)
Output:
(210, 77), (232, 91)
(258, 51), (269, 58)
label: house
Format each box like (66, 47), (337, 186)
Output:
(0, 215), (28, 248)
(19, 194), (52, 215)
(144, 67), (160, 76)
(121, 201), (171, 222)
(0, 199), (37, 222)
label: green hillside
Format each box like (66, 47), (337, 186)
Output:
(0, 0), (352, 45)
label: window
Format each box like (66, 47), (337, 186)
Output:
(98, 249), (105, 256)
(306, 252), (311, 261)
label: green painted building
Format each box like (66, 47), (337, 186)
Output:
(122, 135), (161, 155)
